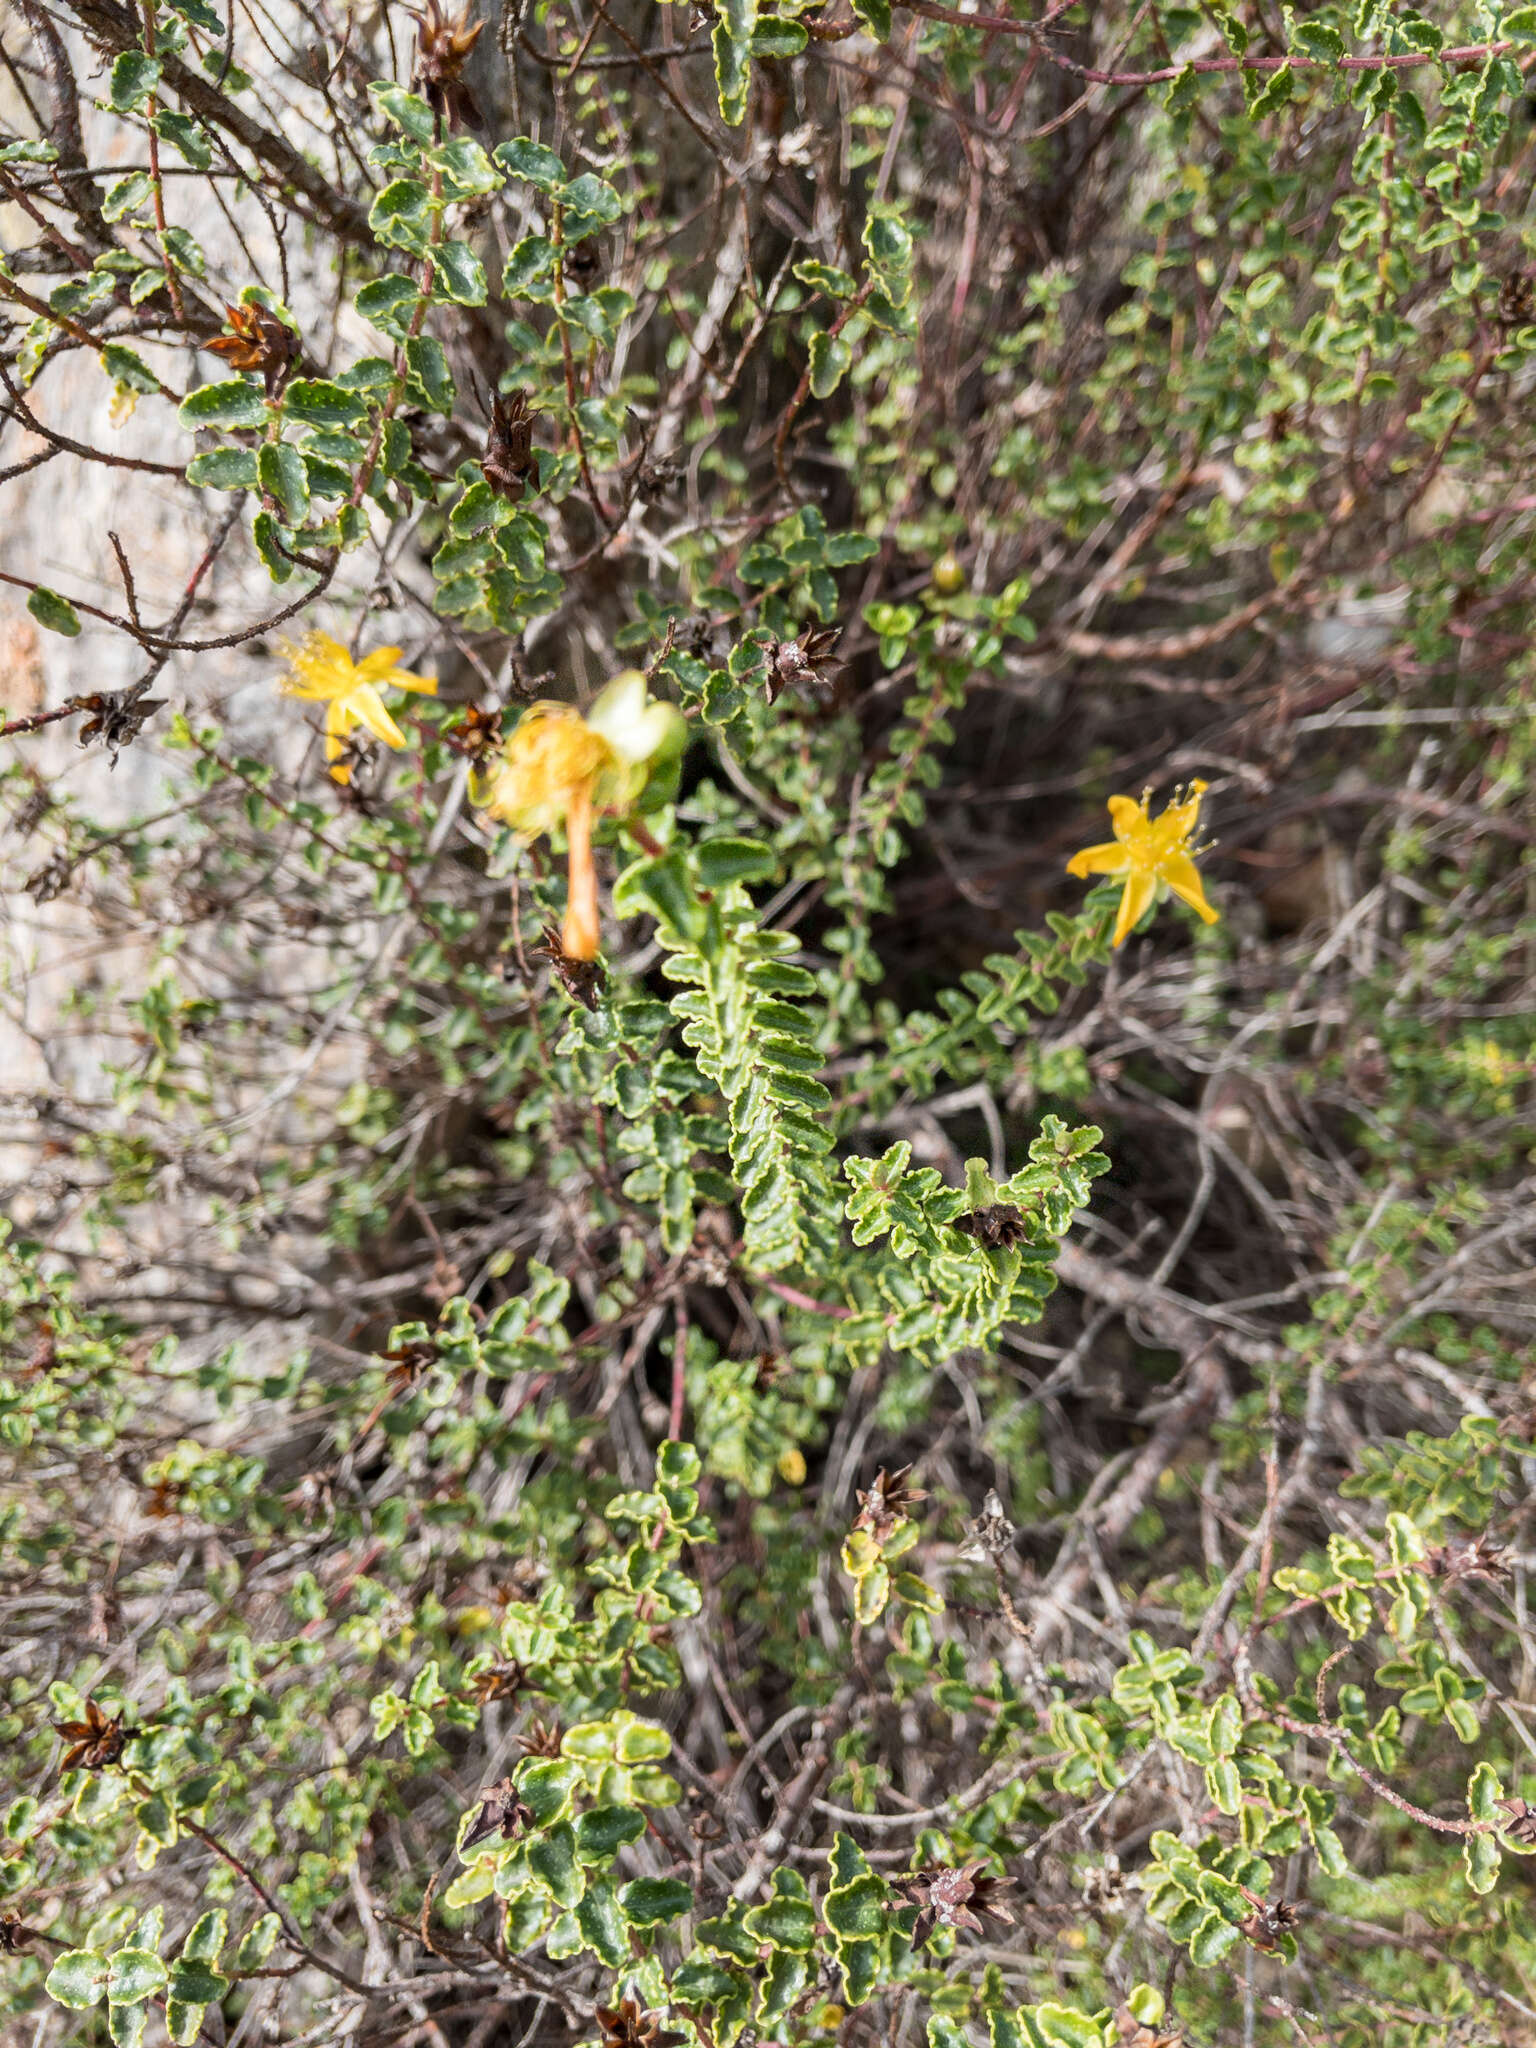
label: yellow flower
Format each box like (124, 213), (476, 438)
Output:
(473, 670), (686, 962)
(1067, 781), (1219, 948)
(280, 631), (437, 783)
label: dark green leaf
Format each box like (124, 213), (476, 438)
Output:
(179, 378), (267, 429)
(187, 447), (260, 490)
(713, 0), (757, 125)
(46, 1949), (108, 2009)
(621, 1878), (692, 1926)
(431, 239), (487, 306)
(259, 441), (310, 524)
(371, 83), (438, 143)
(495, 137), (567, 190)
(27, 587), (82, 636)
(109, 52), (162, 111)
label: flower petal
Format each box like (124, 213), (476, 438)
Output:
(588, 669), (683, 767)
(1112, 868), (1156, 947)
(1066, 840), (1131, 880)
(283, 631), (352, 700)
(356, 647), (438, 695)
(1162, 850), (1219, 924)
(324, 697), (353, 782)
(347, 684), (408, 751)
(1107, 794), (1151, 844)
(353, 645), (406, 681)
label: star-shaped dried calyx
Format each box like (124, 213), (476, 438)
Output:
(481, 387), (537, 502)
(24, 851), (73, 904)
(411, 0), (486, 129)
(462, 1775), (535, 1850)
(634, 457), (681, 503)
(1498, 270), (1535, 331)
(953, 1203), (1030, 1251)
(1235, 1885), (1300, 1952)
(381, 1337), (436, 1392)
(1422, 1531), (1509, 1586)
(53, 1699), (128, 1774)
(1498, 1796), (1536, 1846)
(77, 688), (165, 765)
(518, 1715), (563, 1759)
(10, 784), (52, 838)
(535, 921), (607, 1011)
(764, 625), (844, 706)
(853, 1465), (926, 1545)
(894, 1861), (1015, 1948)
(443, 704), (504, 761)
(1114, 2010), (1183, 2048)
(205, 301), (298, 397)
(468, 1659), (529, 1705)
(595, 1998), (672, 2048)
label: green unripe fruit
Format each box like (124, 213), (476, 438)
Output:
(931, 550), (966, 595)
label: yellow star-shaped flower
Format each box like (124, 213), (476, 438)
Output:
(280, 631), (437, 783)
(1067, 781), (1219, 948)
(472, 670), (686, 961)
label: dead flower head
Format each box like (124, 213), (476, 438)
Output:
(535, 921), (607, 1011)
(765, 625), (844, 706)
(595, 1998), (671, 2048)
(462, 1775), (535, 1850)
(518, 1715), (563, 1759)
(954, 1203), (1030, 1251)
(634, 457), (681, 504)
(0, 1916), (33, 1955)
(958, 1488), (1017, 1566)
(381, 1336), (436, 1393)
(53, 1698), (127, 1774)
(412, 0), (486, 130)
(443, 704), (505, 762)
(1497, 1796), (1536, 1846)
(895, 1861), (1015, 1948)
(77, 689), (165, 766)
(1115, 2009), (1182, 2048)
(1498, 270), (1535, 332)
(1423, 1532), (1509, 1586)
(469, 1659), (529, 1705)
(1236, 1885), (1300, 1953)
(853, 1465), (926, 1545)
(205, 301), (298, 397)
(9, 784), (52, 837)
(23, 851), (73, 904)
(481, 387), (538, 502)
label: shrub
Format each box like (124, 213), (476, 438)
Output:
(3, 2), (1535, 2045)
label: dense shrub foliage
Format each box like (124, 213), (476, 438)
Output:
(3, 1), (1536, 2044)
